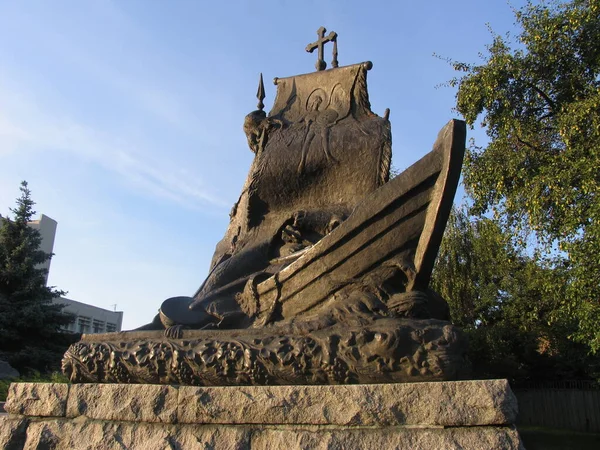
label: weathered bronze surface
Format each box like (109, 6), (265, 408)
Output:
(182, 60), (392, 332)
(256, 73), (265, 111)
(306, 26), (338, 71)
(62, 28), (469, 385)
(63, 318), (468, 385)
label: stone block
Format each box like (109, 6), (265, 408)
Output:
(251, 426), (525, 450)
(66, 383), (178, 423)
(0, 380), (525, 449)
(18, 418), (524, 450)
(4, 383), (68, 417)
(0, 360), (19, 380)
(0, 417), (29, 450)
(177, 379), (517, 426)
(23, 418), (251, 450)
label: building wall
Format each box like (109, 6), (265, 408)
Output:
(27, 214), (57, 285)
(53, 297), (123, 334)
(27, 214), (125, 334)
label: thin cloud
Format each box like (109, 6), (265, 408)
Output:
(0, 81), (226, 209)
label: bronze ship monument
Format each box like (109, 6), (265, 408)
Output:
(62, 28), (471, 386)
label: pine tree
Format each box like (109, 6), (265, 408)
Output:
(0, 181), (75, 374)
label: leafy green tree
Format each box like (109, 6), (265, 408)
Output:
(0, 181), (74, 374)
(447, 0), (600, 351)
(432, 207), (600, 382)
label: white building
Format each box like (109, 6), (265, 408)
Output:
(54, 297), (123, 334)
(28, 214), (124, 333)
(27, 214), (57, 285)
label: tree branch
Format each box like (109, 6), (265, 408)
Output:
(516, 136), (543, 152)
(530, 84), (556, 110)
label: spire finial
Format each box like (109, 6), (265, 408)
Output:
(256, 73), (265, 111)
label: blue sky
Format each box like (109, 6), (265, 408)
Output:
(0, 0), (526, 329)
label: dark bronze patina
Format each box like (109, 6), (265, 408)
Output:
(306, 26), (338, 71)
(256, 73), (265, 111)
(62, 28), (470, 386)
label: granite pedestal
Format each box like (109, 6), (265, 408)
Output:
(0, 380), (524, 449)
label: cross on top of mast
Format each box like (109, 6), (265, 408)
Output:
(305, 26), (338, 71)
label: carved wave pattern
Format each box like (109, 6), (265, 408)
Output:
(62, 319), (469, 386)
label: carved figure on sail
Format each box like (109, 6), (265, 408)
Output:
(296, 86), (346, 173)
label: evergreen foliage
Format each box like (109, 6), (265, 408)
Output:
(0, 181), (75, 374)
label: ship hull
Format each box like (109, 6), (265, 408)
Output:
(253, 119), (466, 323)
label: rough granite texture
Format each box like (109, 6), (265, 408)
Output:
(251, 426), (525, 450)
(5, 379), (517, 426)
(0, 380), (525, 449)
(18, 418), (524, 450)
(66, 383), (178, 423)
(0, 417), (28, 450)
(4, 383), (68, 417)
(23, 419), (251, 450)
(177, 379), (518, 426)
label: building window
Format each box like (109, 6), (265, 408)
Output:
(64, 316), (75, 332)
(77, 316), (91, 334)
(92, 319), (105, 333)
(106, 323), (117, 333)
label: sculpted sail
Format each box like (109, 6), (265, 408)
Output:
(62, 29), (470, 385)
(182, 61), (392, 331)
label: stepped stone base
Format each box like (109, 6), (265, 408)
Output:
(0, 380), (524, 449)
